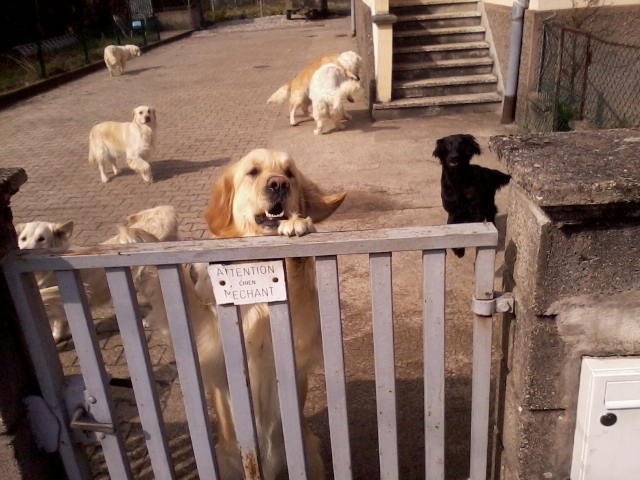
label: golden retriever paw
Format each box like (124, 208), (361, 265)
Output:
(313, 128), (323, 135)
(278, 216), (316, 237)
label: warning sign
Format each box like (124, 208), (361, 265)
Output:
(208, 260), (287, 306)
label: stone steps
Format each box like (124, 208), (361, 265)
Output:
(373, 92), (503, 119)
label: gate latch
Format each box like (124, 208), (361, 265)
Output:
(472, 292), (514, 316)
(70, 406), (115, 434)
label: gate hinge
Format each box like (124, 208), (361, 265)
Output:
(472, 292), (515, 316)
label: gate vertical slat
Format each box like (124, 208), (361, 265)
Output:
(469, 247), (496, 480)
(422, 250), (446, 480)
(55, 270), (134, 480)
(215, 301), (263, 479)
(104, 267), (177, 480)
(315, 255), (353, 480)
(369, 252), (399, 480)
(2, 268), (92, 480)
(268, 300), (308, 480)
(156, 265), (219, 479)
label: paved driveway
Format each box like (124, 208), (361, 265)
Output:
(0, 15), (516, 479)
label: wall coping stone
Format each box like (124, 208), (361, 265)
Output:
(490, 129), (640, 215)
(0, 168), (27, 201)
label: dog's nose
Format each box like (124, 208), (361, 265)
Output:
(267, 176), (290, 192)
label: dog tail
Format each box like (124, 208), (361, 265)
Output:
(338, 79), (362, 102)
(267, 82), (291, 105)
(491, 170), (512, 190)
(88, 134), (97, 166)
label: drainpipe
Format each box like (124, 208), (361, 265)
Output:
(351, 0), (356, 37)
(501, 0), (530, 124)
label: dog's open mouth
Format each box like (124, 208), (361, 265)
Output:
(255, 203), (287, 230)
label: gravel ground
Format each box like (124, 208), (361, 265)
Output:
(193, 15), (328, 36)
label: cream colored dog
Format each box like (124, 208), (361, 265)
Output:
(125, 205), (180, 241)
(309, 62), (363, 135)
(15, 220), (74, 289)
(88, 106), (157, 183)
(188, 148), (346, 479)
(267, 51), (362, 126)
(104, 44), (141, 76)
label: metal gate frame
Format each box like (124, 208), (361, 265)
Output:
(2, 223), (506, 480)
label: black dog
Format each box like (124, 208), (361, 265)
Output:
(433, 134), (511, 258)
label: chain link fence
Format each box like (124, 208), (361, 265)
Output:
(522, 22), (640, 133)
(0, 0), (161, 94)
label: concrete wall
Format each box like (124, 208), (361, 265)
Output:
(489, 128), (640, 480)
(0, 169), (62, 479)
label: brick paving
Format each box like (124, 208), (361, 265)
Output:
(0, 15), (517, 479)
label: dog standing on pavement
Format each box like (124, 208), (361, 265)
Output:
(433, 134), (511, 258)
(309, 61), (362, 135)
(88, 106), (157, 183)
(104, 44), (141, 77)
(267, 51), (362, 126)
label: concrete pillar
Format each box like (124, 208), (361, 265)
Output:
(489, 129), (640, 480)
(371, 0), (395, 103)
(0, 168), (63, 479)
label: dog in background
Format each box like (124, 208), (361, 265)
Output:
(104, 44), (141, 77)
(125, 205), (180, 241)
(88, 106), (157, 183)
(267, 51), (362, 126)
(194, 148), (346, 479)
(433, 134), (511, 258)
(15, 221), (74, 288)
(309, 61), (362, 135)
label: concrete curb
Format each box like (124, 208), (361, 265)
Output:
(0, 30), (195, 111)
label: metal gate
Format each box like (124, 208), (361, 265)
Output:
(2, 223), (507, 480)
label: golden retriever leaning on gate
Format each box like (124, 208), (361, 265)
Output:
(267, 51), (362, 126)
(196, 148), (346, 479)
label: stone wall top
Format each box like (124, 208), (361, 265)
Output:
(0, 168), (27, 201)
(490, 129), (640, 210)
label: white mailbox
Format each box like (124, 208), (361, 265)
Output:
(571, 357), (640, 480)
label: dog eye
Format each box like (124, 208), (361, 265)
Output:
(248, 167), (260, 177)
(20, 237), (26, 242)
(284, 168), (294, 178)
(37, 236), (45, 242)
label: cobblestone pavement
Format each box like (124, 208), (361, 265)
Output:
(1, 15), (516, 480)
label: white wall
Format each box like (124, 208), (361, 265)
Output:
(483, 0), (640, 10)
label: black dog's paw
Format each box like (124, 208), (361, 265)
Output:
(452, 248), (466, 258)
(346, 95), (354, 103)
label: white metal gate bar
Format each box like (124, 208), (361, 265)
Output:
(315, 255), (353, 480)
(55, 270), (133, 480)
(105, 267), (177, 480)
(268, 300), (309, 480)
(423, 250), (447, 480)
(470, 247), (497, 480)
(369, 252), (399, 480)
(156, 265), (220, 479)
(2, 268), (91, 480)
(215, 302), (263, 480)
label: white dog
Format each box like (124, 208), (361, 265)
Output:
(267, 50), (363, 126)
(309, 61), (362, 135)
(15, 221), (74, 288)
(88, 106), (157, 183)
(104, 44), (141, 77)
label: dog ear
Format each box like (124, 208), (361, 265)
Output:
(132, 108), (138, 122)
(432, 138), (446, 160)
(463, 135), (482, 157)
(298, 173), (346, 223)
(204, 170), (238, 237)
(15, 223), (25, 236)
(53, 221), (74, 241)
